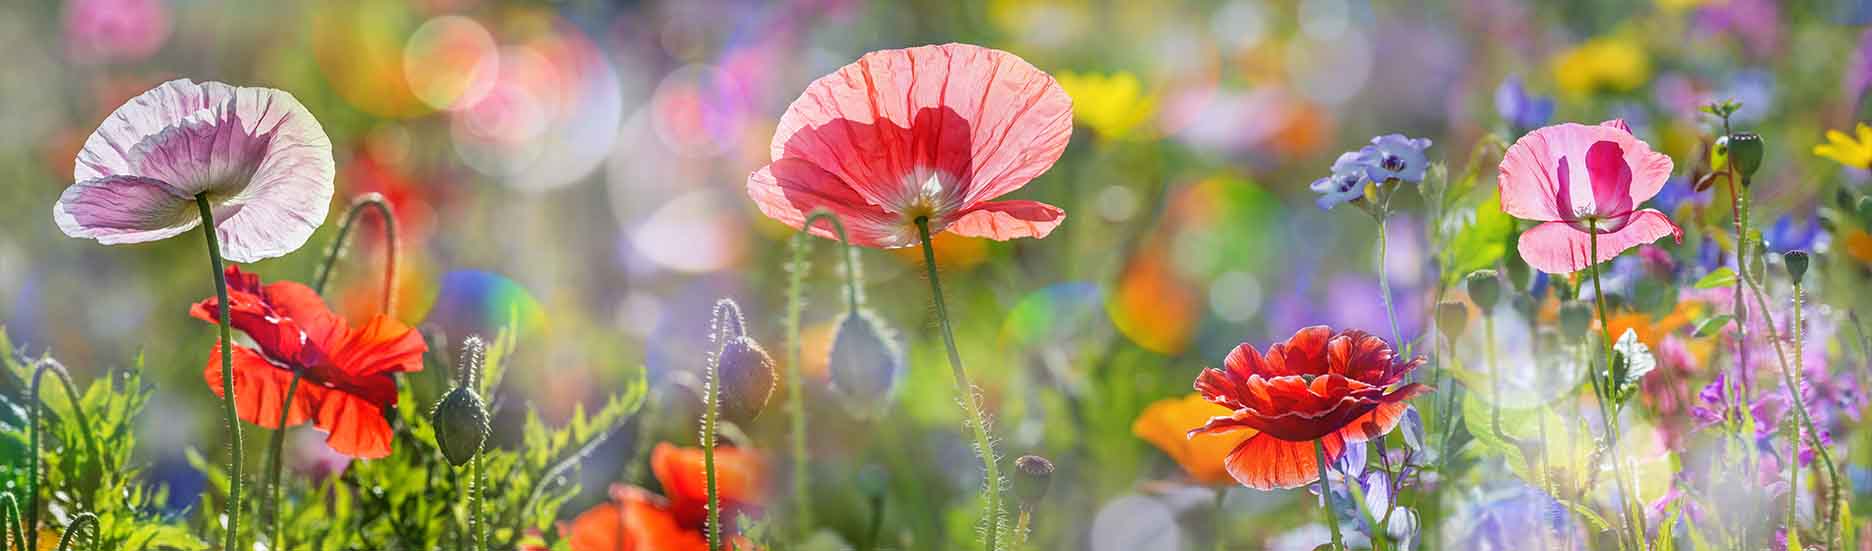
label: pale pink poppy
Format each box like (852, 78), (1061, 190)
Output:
(746, 43), (1073, 248)
(1498, 119), (1683, 274)
(54, 79), (335, 262)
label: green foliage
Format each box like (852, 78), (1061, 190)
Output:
(1693, 268), (1737, 289)
(0, 330), (205, 550)
(1607, 329), (1657, 407)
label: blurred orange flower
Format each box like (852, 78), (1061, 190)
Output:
(563, 444), (766, 551)
(1133, 393), (1251, 485)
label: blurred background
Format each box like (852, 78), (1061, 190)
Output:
(3, 0), (1870, 548)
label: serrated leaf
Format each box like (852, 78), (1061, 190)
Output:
(1693, 315), (1735, 337)
(1694, 268), (1738, 289)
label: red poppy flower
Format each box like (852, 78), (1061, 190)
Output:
(190, 265), (425, 459)
(1188, 326), (1430, 490)
(563, 444), (766, 551)
(746, 43), (1074, 249)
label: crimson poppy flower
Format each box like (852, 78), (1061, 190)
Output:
(1188, 326), (1430, 490)
(1499, 119), (1682, 274)
(189, 265), (425, 459)
(563, 444), (765, 551)
(746, 43), (1074, 248)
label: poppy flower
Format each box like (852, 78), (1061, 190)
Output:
(189, 266), (425, 458)
(1188, 326), (1430, 490)
(746, 43), (1073, 248)
(1132, 393), (1251, 485)
(563, 444), (765, 551)
(55, 79), (334, 263)
(1499, 119), (1683, 274)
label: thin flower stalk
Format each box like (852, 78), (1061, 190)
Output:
(26, 359), (103, 551)
(780, 210), (862, 532)
(1587, 223), (1645, 550)
(1314, 438), (1344, 550)
(2, 492), (22, 551)
(52, 513), (96, 551)
(197, 193), (246, 551)
(915, 217), (1006, 551)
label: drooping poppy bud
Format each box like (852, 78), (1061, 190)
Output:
(431, 336), (490, 467)
(1558, 301), (1593, 340)
(1435, 301), (1470, 342)
(1725, 132), (1764, 180)
(1465, 270), (1501, 311)
(1785, 250), (1810, 284)
(828, 310), (903, 412)
(1012, 455), (1054, 511)
(710, 299), (776, 423)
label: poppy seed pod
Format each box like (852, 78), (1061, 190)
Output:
(1012, 455), (1054, 511)
(1725, 132), (1764, 180)
(1435, 301), (1470, 342)
(714, 335), (777, 423)
(1785, 250), (1810, 283)
(430, 386), (489, 467)
(1559, 301), (1594, 340)
(1466, 270), (1502, 311)
(828, 310), (903, 409)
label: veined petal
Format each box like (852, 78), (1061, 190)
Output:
(1516, 209), (1683, 274)
(747, 159), (914, 248)
(53, 174), (198, 244)
(202, 343), (319, 429)
(1223, 432), (1345, 490)
(945, 199), (1064, 240)
(312, 389), (394, 459)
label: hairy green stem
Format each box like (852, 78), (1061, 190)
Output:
(781, 210), (861, 532)
(704, 308), (726, 551)
(1314, 438), (1343, 550)
(52, 512), (96, 551)
(26, 359), (103, 551)
(1588, 223), (1643, 551)
(470, 450), (486, 551)
(197, 194), (244, 551)
(915, 217), (1003, 551)
(3, 488), (24, 551)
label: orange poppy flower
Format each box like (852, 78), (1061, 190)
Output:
(1133, 393), (1252, 485)
(1189, 326), (1430, 490)
(190, 265), (425, 458)
(563, 444), (766, 551)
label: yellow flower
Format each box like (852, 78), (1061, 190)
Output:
(1655, 0), (1711, 12)
(1055, 71), (1157, 141)
(1132, 393), (1251, 486)
(1813, 123), (1872, 169)
(1551, 36), (1651, 97)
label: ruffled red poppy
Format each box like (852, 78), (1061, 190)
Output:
(190, 265), (425, 459)
(746, 43), (1074, 249)
(1188, 326), (1430, 490)
(563, 444), (766, 551)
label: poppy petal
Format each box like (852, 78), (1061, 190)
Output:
(1337, 387), (1432, 444)
(1516, 210), (1683, 274)
(651, 444), (766, 529)
(945, 199), (1064, 240)
(564, 486), (709, 551)
(312, 389), (394, 459)
(329, 315), (426, 379)
(202, 344), (317, 429)
(747, 159), (911, 248)
(1223, 432), (1345, 490)
(53, 174), (198, 245)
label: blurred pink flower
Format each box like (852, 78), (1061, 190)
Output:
(746, 43), (1073, 248)
(54, 79), (334, 262)
(64, 0), (171, 64)
(1499, 119), (1682, 274)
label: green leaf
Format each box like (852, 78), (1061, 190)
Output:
(1442, 190), (1516, 286)
(1693, 315), (1736, 337)
(1694, 268), (1738, 289)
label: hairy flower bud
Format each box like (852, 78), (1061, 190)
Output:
(1785, 250), (1810, 284)
(1725, 132), (1764, 180)
(1012, 455), (1055, 511)
(1466, 270), (1502, 311)
(431, 386), (489, 467)
(715, 335), (777, 423)
(828, 310), (903, 412)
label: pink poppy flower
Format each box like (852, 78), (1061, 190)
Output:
(1498, 119), (1683, 274)
(54, 79), (335, 262)
(746, 43), (1073, 248)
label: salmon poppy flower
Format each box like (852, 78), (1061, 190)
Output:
(1133, 393), (1251, 486)
(55, 79), (335, 263)
(189, 266), (425, 459)
(1189, 326), (1430, 490)
(746, 43), (1073, 248)
(563, 444), (765, 551)
(1499, 119), (1682, 274)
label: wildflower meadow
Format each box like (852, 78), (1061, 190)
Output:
(8, 1), (1872, 550)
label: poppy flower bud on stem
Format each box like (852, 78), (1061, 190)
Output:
(1785, 250), (1810, 284)
(432, 336), (491, 467)
(1013, 455), (1054, 544)
(710, 299), (776, 423)
(829, 310), (904, 415)
(1726, 132), (1764, 183)
(1559, 302), (1594, 340)
(1435, 301), (1470, 343)
(1466, 270), (1502, 312)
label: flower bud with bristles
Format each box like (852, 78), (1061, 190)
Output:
(828, 309), (903, 414)
(710, 298), (775, 423)
(431, 336), (490, 467)
(1785, 250), (1810, 284)
(1012, 455), (1054, 512)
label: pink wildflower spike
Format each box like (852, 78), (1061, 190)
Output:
(746, 43), (1073, 249)
(54, 79), (335, 262)
(1498, 119), (1682, 274)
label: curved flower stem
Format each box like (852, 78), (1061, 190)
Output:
(1759, 276), (1840, 545)
(781, 210), (861, 533)
(1375, 216), (1404, 350)
(1313, 439), (1343, 550)
(52, 512), (96, 551)
(914, 217), (1004, 551)
(2, 492), (21, 551)
(196, 194), (244, 551)
(1587, 224), (1643, 551)
(26, 359), (102, 551)
(263, 194), (401, 549)
(703, 301), (731, 551)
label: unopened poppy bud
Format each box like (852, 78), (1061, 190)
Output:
(1465, 270), (1501, 311)
(431, 386), (489, 467)
(1559, 301), (1593, 340)
(1012, 455), (1054, 511)
(1435, 301), (1469, 342)
(1785, 250), (1810, 283)
(715, 335), (777, 423)
(1726, 132), (1764, 180)
(828, 310), (903, 409)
